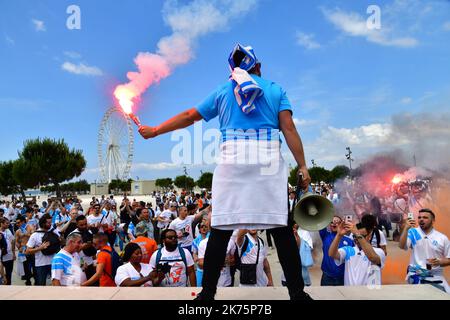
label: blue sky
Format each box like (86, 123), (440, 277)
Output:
(1, 0), (450, 183)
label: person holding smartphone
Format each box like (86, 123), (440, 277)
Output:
(319, 216), (354, 286)
(399, 208), (450, 293)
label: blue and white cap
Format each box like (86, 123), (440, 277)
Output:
(228, 43), (260, 71)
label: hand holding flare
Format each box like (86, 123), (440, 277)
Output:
(128, 113), (142, 127)
(114, 86), (143, 129)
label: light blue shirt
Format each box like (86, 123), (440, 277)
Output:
(196, 75), (292, 141)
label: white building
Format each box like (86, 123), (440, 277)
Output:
(90, 183), (109, 195)
(131, 180), (157, 195)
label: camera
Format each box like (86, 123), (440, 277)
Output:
(182, 231), (190, 237)
(156, 262), (171, 274)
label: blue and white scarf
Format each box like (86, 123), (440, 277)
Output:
(228, 44), (263, 115)
(231, 67), (263, 114)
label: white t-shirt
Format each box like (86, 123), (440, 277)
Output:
(51, 249), (86, 286)
(101, 209), (116, 230)
(149, 247), (194, 287)
(198, 237), (235, 287)
(335, 246), (386, 286)
(5, 207), (17, 222)
(26, 229), (59, 267)
(404, 227), (450, 279)
(168, 216), (195, 248)
(115, 262), (153, 287)
(393, 197), (408, 215)
(0, 229), (14, 262)
(157, 210), (173, 229)
(237, 235), (268, 287)
(87, 214), (105, 233)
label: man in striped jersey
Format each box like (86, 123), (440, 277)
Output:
(51, 232), (86, 286)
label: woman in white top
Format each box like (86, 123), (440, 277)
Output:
(114, 242), (153, 287)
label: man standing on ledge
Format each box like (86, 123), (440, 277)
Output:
(139, 44), (312, 300)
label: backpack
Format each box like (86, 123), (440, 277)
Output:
(155, 246), (188, 270)
(0, 232), (8, 258)
(233, 235), (264, 270)
(37, 229), (61, 256)
(100, 248), (123, 280)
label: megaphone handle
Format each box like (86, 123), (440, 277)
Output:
(296, 173), (304, 203)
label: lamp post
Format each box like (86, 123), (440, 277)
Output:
(345, 147), (354, 171)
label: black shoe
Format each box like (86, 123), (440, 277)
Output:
(194, 291), (215, 300)
(291, 291), (314, 301)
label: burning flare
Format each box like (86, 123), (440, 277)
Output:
(114, 86), (141, 126)
(114, 86), (136, 115)
(392, 175), (402, 184)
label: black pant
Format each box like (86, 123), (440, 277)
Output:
(2, 260), (14, 285)
(106, 232), (117, 248)
(378, 217), (392, 237)
(202, 224), (305, 298)
(23, 256), (33, 285)
(265, 229), (274, 248)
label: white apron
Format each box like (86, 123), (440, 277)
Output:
(211, 138), (288, 230)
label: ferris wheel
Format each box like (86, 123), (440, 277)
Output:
(98, 107), (134, 183)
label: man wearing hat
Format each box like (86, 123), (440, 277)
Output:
(139, 43), (311, 300)
(131, 221), (157, 264)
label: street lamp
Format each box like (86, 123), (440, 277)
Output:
(345, 147), (354, 170)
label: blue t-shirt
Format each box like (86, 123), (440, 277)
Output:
(49, 209), (61, 224)
(192, 232), (210, 254)
(319, 228), (354, 278)
(196, 75), (292, 139)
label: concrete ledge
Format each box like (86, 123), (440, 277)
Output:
(0, 285), (448, 300)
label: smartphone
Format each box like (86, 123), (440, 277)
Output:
(345, 215), (353, 223)
(407, 212), (414, 220)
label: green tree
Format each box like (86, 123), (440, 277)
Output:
(0, 160), (20, 196)
(174, 175), (196, 191)
(109, 179), (121, 193)
(196, 172), (213, 189)
(120, 179), (132, 192)
(108, 179), (131, 193)
(308, 166), (331, 183)
(12, 138), (86, 198)
(288, 165), (299, 187)
(330, 165), (350, 182)
(156, 178), (173, 191)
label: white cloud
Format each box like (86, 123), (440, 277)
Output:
(61, 62), (103, 76)
(322, 8), (418, 48)
(32, 19), (46, 32)
(297, 122), (404, 169)
(132, 162), (181, 170)
(295, 31), (321, 49)
(325, 123), (393, 146)
(293, 118), (317, 127)
(444, 21), (450, 31)
(64, 51), (82, 59)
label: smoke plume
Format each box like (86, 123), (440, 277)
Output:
(114, 0), (259, 112)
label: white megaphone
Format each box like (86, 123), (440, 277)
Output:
(293, 174), (335, 231)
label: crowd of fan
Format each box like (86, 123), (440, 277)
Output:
(0, 184), (448, 293)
